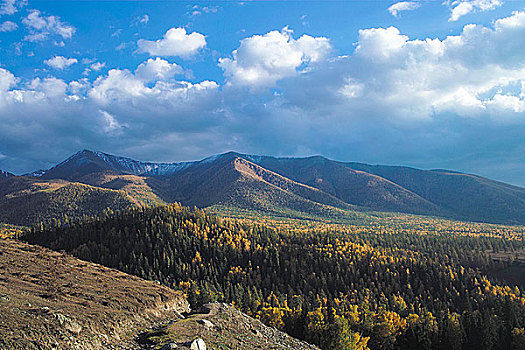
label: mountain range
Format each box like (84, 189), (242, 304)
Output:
(2, 149), (525, 225)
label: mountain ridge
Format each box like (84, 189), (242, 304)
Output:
(4, 149), (525, 225)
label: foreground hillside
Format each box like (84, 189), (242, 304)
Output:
(0, 238), (318, 350)
(0, 239), (189, 349)
(140, 302), (318, 349)
(24, 204), (525, 350)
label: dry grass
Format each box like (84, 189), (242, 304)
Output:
(0, 239), (188, 349)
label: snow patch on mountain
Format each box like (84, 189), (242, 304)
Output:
(0, 170), (13, 178)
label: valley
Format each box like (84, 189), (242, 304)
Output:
(2, 150), (525, 349)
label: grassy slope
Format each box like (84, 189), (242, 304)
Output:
(0, 239), (189, 350)
(249, 155), (442, 215)
(346, 163), (525, 224)
(0, 177), (138, 226)
(158, 156), (357, 219)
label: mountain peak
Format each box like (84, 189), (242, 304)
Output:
(40, 149), (201, 179)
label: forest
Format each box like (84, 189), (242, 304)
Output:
(23, 204), (525, 350)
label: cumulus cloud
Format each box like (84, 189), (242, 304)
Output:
(0, 0), (26, 15)
(0, 59), (221, 174)
(0, 20), (16, 31)
(137, 27), (206, 58)
(388, 1), (421, 17)
(22, 9), (76, 42)
(448, 0), (502, 21)
(335, 11), (525, 121)
(134, 58), (184, 82)
(0, 68), (16, 92)
(44, 56), (78, 70)
(3, 12), (525, 186)
(88, 67), (218, 107)
(219, 27), (331, 88)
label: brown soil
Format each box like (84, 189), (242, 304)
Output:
(0, 239), (189, 349)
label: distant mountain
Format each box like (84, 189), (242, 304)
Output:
(5, 149), (525, 225)
(40, 149), (196, 180)
(243, 154), (443, 215)
(155, 152), (356, 218)
(344, 162), (525, 224)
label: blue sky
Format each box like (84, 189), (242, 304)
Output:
(1, 0), (525, 186)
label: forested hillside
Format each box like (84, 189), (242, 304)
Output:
(24, 204), (525, 350)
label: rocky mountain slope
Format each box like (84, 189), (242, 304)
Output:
(4, 149), (525, 224)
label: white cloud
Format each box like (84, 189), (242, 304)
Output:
(44, 56), (78, 70)
(28, 77), (68, 98)
(137, 14), (149, 24)
(355, 26), (408, 59)
(100, 110), (127, 134)
(314, 11), (525, 122)
(187, 5), (220, 17)
(137, 27), (206, 58)
(448, 0), (502, 21)
(0, 0), (26, 15)
(87, 59), (218, 107)
(0, 68), (16, 92)
(134, 58), (183, 82)
(0, 20), (16, 31)
(219, 27), (331, 88)
(22, 9), (76, 42)
(90, 62), (106, 71)
(388, 1), (421, 17)
(3, 12), (525, 185)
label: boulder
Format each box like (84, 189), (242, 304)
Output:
(190, 338), (206, 350)
(161, 343), (178, 350)
(198, 319), (214, 328)
(54, 313), (82, 335)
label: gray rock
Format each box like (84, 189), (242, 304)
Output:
(190, 338), (206, 350)
(161, 343), (178, 350)
(198, 319), (214, 328)
(54, 313), (82, 335)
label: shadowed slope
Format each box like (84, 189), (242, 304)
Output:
(346, 163), (525, 224)
(243, 155), (442, 215)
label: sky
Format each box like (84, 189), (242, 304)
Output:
(1, 0), (525, 185)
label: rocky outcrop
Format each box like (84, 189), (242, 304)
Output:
(140, 302), (318, 350)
